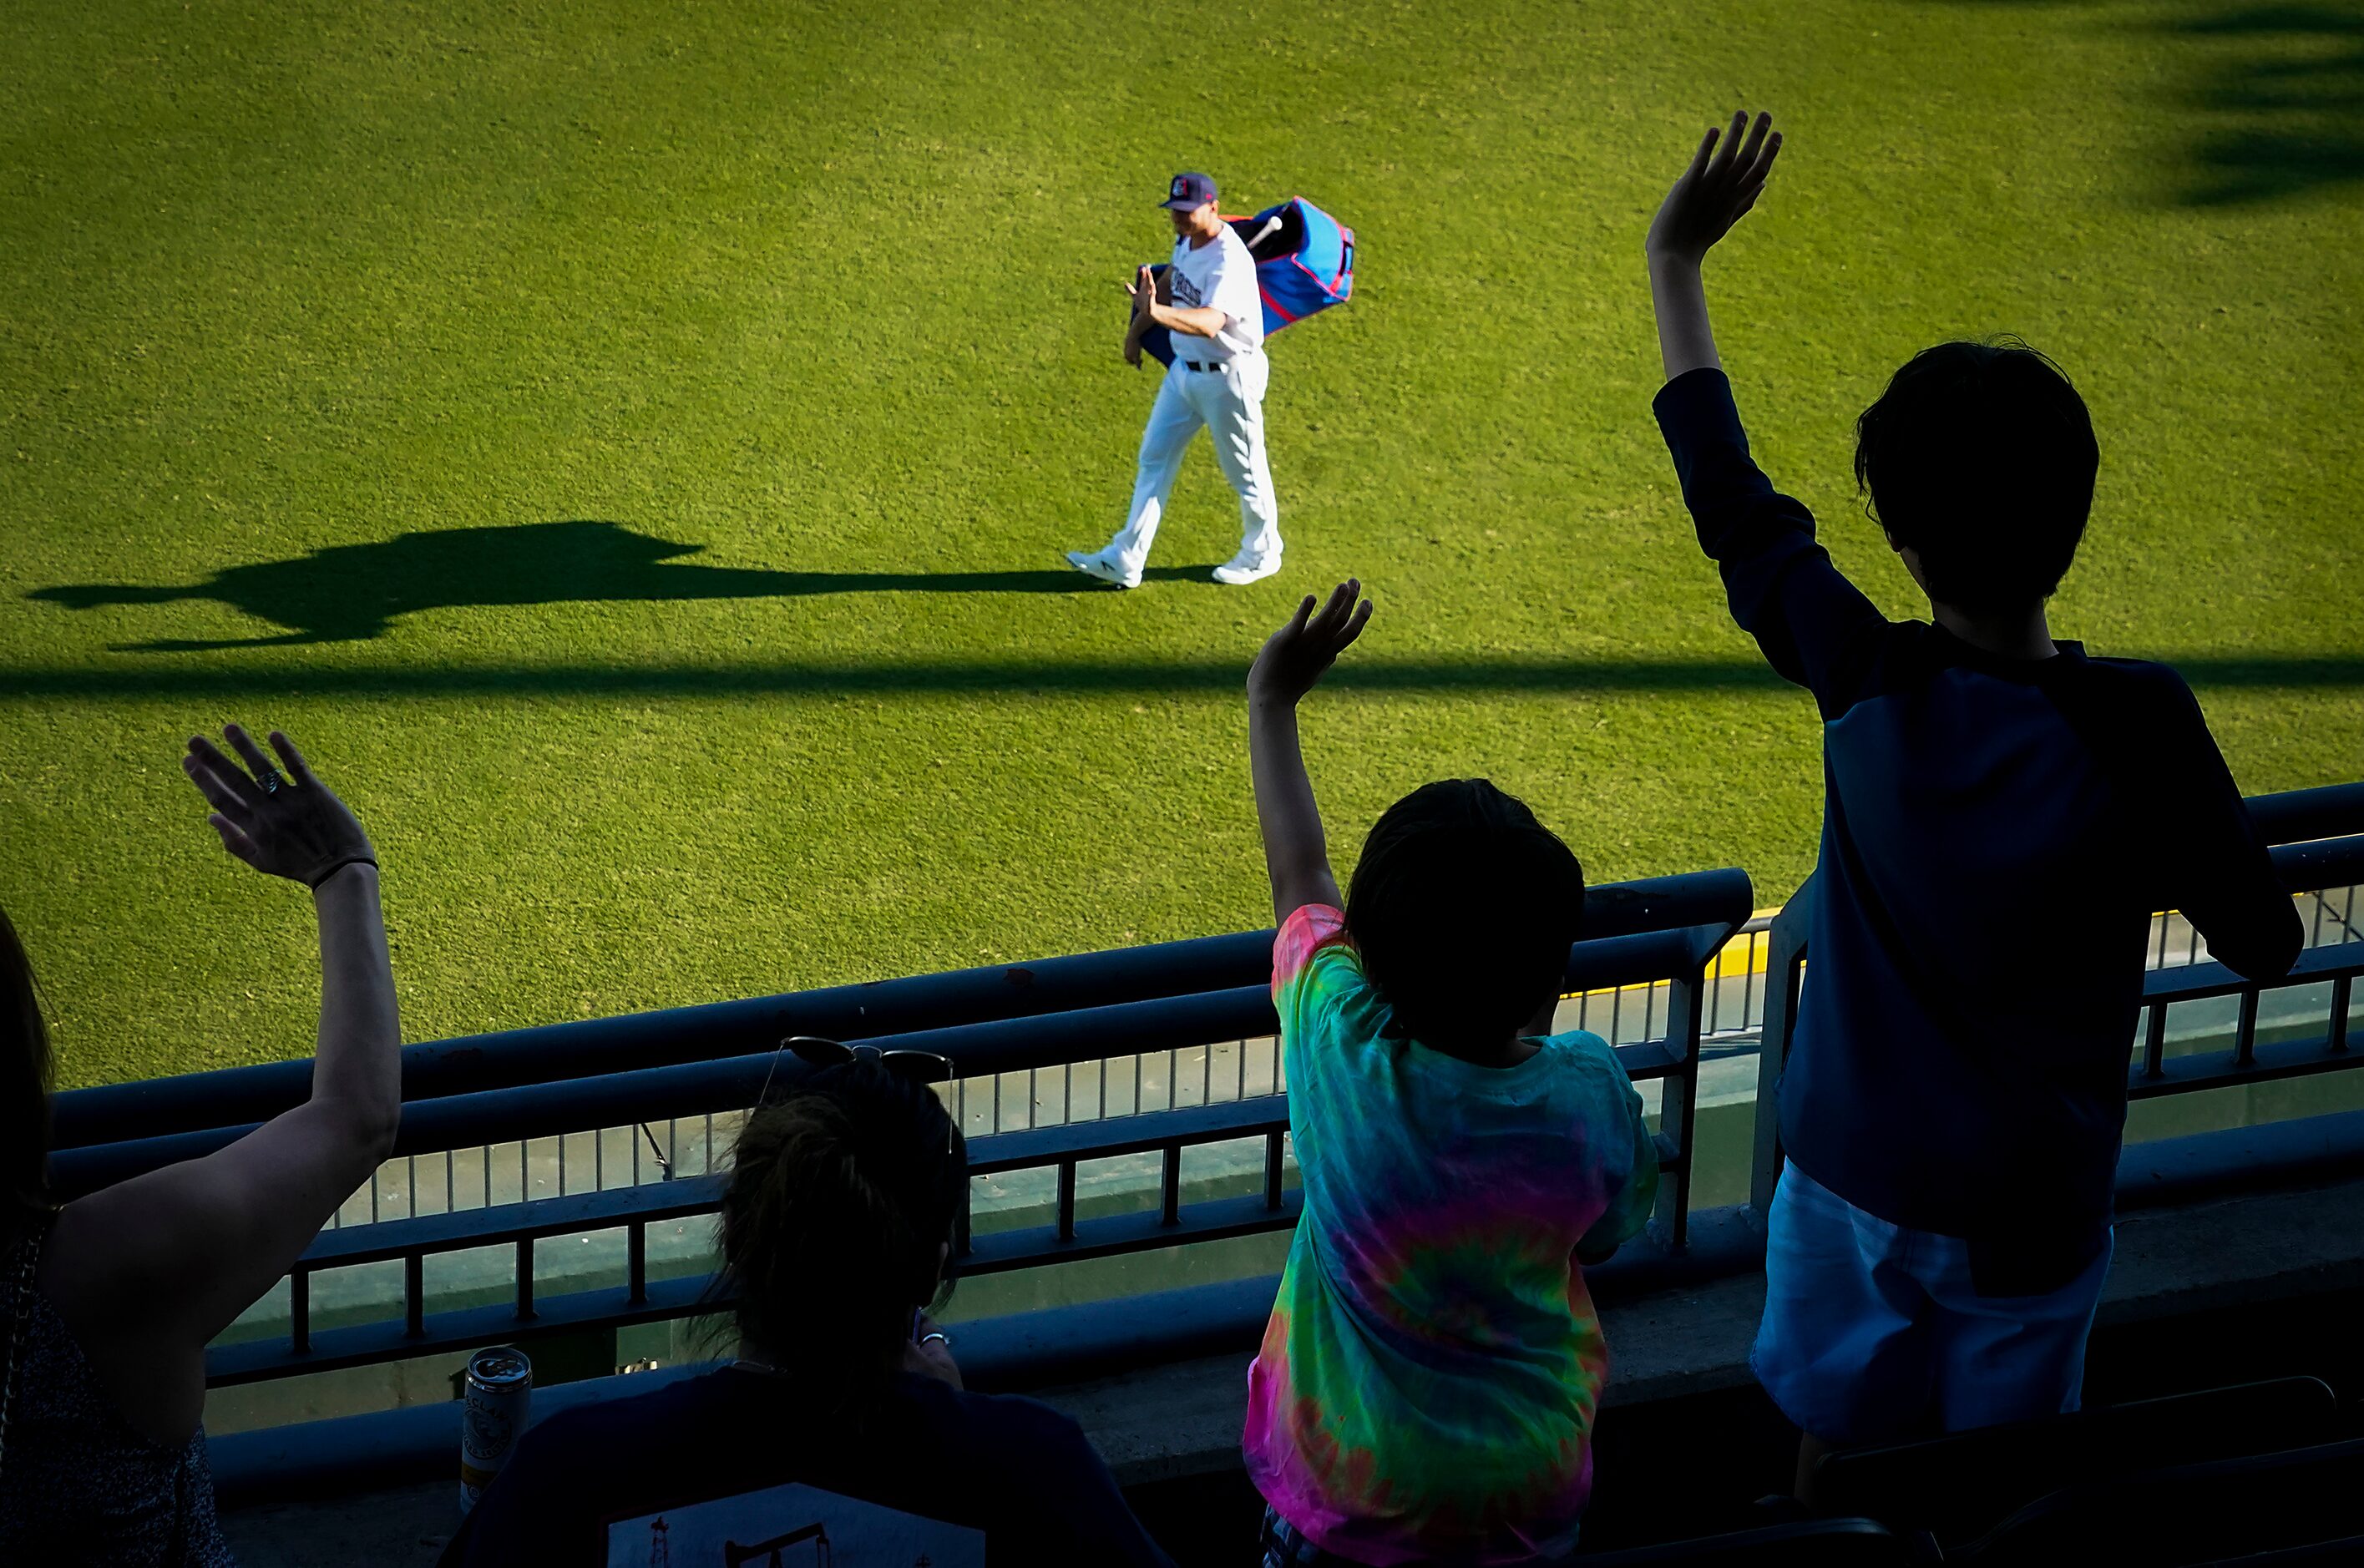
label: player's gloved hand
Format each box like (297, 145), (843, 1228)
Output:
(1249, 580), (1374, 708)
(181, 724), (377, 888)
(1646, 109), (1782, 267)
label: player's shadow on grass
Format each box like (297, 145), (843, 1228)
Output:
(28, 521), (1204, 650)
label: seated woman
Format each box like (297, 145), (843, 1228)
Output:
(1, 726), (399, 1564)
(445, 1054), (1176, 1566)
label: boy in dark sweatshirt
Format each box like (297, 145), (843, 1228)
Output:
(1642, 112), (2301, 1479)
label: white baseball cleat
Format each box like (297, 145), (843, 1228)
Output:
(1211, 549), (1283, 586)
(1065, 549), (1142, 589)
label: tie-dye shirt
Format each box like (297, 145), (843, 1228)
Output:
(1243, 904), (1658, 1565)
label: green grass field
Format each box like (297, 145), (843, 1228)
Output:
(3, 0), (2358, 1088)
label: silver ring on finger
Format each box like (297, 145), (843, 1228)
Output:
(256, 767), (284, 796)
(920, 1332), (949, 1348)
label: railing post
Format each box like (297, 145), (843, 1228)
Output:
(1654, 971), (1705, 1252)
(289, 1268), (310, 1356)
(1751, 882), (1813, 1218)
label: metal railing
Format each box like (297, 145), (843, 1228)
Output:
(41, 781), (2364, 1413)
(1750, 781), (2364, 1211)
(297, 915), (1778, 1242)
(48, 869), (1754, 1388)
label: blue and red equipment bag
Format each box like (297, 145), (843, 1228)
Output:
(1136, 196), (1354, 368)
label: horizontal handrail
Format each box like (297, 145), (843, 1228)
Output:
(51, 867), (1752, 1151)
(2126, 1030), (2357, 1100)
(2142, 938), (2362, 1006)
(52, 913), (1745, 1198)
(168, 871), (1750, 1388)
(2270, 834), (2364, 893)
(2246, 781), (2364, 846)
(220, 1024), (1703, 1284)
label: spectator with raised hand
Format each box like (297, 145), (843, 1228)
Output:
(1643, 114), (2301, 1490)
(1241, 582), (1659, 1565)
(0, 725), (397, 1564)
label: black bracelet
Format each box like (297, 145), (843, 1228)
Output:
(307, 856), (379, 889)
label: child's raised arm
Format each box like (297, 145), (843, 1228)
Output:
(1643, 114), (1891, 712)
(1645, 110), (1782, 382)
(1245, 580), (1373, 924)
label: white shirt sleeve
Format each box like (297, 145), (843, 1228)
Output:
(1205, 237), (1265, 352)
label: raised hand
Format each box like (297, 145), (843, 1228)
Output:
(181, 724), (377, 888)
(1248, 579), (1374, 707)
(1647, 110), (1782, 267)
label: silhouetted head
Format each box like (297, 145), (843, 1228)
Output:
(1, 909), (53, 1247)
(715, 1063), (966, 1400)
(1854, 339), (2099, 615)
(1346, 780), (1587, 1055)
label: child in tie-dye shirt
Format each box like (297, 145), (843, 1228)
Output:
(1240, 582), (1659, 1566)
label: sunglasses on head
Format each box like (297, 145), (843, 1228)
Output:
(783, 1035), (957, 1085)
(770, 1037), (960, 1155)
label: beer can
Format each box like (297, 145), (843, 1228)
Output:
(459, 1345), (533, 1512)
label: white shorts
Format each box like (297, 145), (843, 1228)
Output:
(1752, 1164), (2112, 1446)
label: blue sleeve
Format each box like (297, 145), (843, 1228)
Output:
(1653, 368), (1896, 719)
(2130, 669), (2302, 981)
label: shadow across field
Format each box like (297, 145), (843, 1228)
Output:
(2168, 1), (2364, 205)
(1943, 0), (2364, 205)
(26, 521), (1203, 650)
(0, 655), (2356, 702)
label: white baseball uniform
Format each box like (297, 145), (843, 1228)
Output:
(1105, 222), (1281, 574)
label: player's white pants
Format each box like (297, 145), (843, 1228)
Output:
(1107, 353), (1281, 573)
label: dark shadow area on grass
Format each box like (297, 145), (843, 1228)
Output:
(1936, 0), (2364, 205)
(2168, 2), (2364, 205)
(25, 522), (1204, 650)
(0, 655), (2356, 702)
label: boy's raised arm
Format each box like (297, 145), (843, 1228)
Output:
(1645, 111), (1780, 382)
(1246, 581), (1374, 924)
(1643, 114), (1890, 716)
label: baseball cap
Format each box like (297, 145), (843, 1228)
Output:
(1160, 171), (1217, 210)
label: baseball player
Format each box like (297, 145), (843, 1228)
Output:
(1067, 171), (1284, 589)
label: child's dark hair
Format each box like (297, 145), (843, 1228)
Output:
(711, 1063), (966, 1404)
(2, 909), (53, 1249)
(1345, 780), (1586, 1053)
(1854, 338), (2099, 614)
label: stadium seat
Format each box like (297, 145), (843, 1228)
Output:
(1569, 1517), (1915, 1565)
(1947, 1437), (2364, 1565)
(1811, 1376), (2340, 1548)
